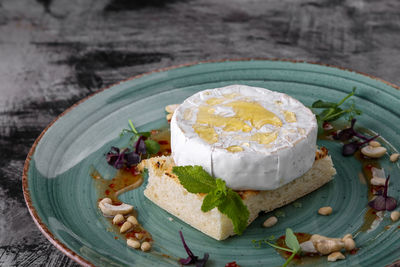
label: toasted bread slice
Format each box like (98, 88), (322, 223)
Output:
(140, 147), (336, 240)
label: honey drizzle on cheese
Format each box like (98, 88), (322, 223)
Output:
(193, 95), (286, 147)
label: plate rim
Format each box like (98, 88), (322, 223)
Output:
(22, 58), (400, 267)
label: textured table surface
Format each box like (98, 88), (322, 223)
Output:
(1, 0), (400, 266)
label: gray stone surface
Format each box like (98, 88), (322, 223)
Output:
(0, 0), (399, 266)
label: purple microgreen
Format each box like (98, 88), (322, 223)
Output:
(135, 136), (147, 154)
(369, 175), (397, 211)
(342, 134), (379, 156)
(179, 231), (209, 267)
(334, 118), (357, 141)
(124, 151), (141, 166)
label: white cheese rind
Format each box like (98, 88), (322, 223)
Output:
(171, 85), (318, 190)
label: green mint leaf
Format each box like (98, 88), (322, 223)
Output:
(201, 190), (222, 212)
(311, 100), (337, 108)
(217, 189), (249, 235)
(144, 139), (160, 154)
(172, 166), (216, 193)
(201, 178), (228, 212)
(285, 228), (300, 252)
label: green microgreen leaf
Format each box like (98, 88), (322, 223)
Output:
(285, 228), (300, 252)
(128, 119), (138, 134)
(144, 139), (160, 154)
(311, 87), (361, 134)
(173, 166), (249, 235)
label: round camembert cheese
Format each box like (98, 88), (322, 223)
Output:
(170, 85), (318, 190)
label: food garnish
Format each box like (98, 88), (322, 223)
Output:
(172, 166), (250, 235)
(311, 87), (362, 133)
(179, 231), (209, 267)
(368, 175), (397, 211)
(253, 228), (301, 267)
(106, 120), (160, 168)
(331, 118), (379, 156)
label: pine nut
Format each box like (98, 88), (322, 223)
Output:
(369, 141), (381, 147)
(165, 104), (179, 113)
(135, 232), (144, 240)
(391, 211), (400, 222)
(318, 206), (333, 216)
(262, 216), (278, 227)
(120, 221), (133, 233)
(327, 251), (345, 262)
(141, 241), (151, 252)
(390, 153), (400, 162)
(371, 177), (386, 186)
(127, 238), (140, 249)
(113, 214), (124, 225)
(127, 216), (138, 226)
(342, 234), (353, 241)
(343, 238), (356, 251)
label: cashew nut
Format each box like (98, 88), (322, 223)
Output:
(343, 237), (356, 251)
(166, 113), (173, 121)
(98, 198), (134, 216)
(327, 251), (345, 262)
(314, 239), (344, 255)
(165, 104), (179, 113)
(262, 216), (278, 228)
(369, 141), (381, 147)
(361, 146), (387, 158)
(318, 206), (333, 216)
(113, 214), (125, 225)
(371, 177), (387, 186)
(342, 234), (353, 240)
(390, 153), (400, 162)
(127, 216), (138, 226)
(127, 238), (141, 249)
(300, 240), (318, 253)
(120, 221), (133, 233)
(310, 234), (340, 243)
(391, 211), (400, 222)
(141, 241), (152, 252)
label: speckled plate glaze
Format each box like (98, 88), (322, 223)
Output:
(23, 59), (400, 267)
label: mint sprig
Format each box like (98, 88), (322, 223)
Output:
(311, 87), (362, 133)
(172, 166), (250, 235)
(253, 228), (301, 267)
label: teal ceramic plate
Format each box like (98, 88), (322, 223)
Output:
(23, 59), (400, 267)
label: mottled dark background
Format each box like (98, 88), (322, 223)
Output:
(1, 0), (400, 266)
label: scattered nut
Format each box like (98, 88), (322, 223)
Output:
(300, 240), (318, 253)
(127, 216), (138, 226)
(135, 232), (145, 240)
(327, 251), (345, 262)
(391, 211), (400, 222)
(342, 234), (353, 241)
(120, 221), (133, 233)
(343, 238), (356, 251)
(141, 241), (151, 252)
(127, 238), (141, 249)
(314, 239), (344, 255)
(371, 177), (387, 186)
(318, 206), (333, 216)
(369, 141), (381, 147)
(361, 146), (387, 158)
(98, 198), (134, 216)
(262, 216), (278, 228)
(113, 214), (125, 225)
(166, 113), (173, 121)
(390, 153), (400, 163)
(165, 104), (179, 113)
